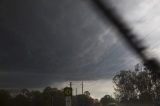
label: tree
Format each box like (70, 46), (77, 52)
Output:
(84, 91), (90, 97)
(0, 90), (11, 106)
(113, 64), (160, 104)
(43, 86), (65, 106)
(75, 94), (94, 106)
(100, 95), (115, 106)
(30, 91), (44, 106)
(93, 99), (100, 106)
(113, 70), (138, 103)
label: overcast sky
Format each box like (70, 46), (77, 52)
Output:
(1, 0), (160, 99)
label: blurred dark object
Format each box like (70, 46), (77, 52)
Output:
(107, 103), (117, 106)
(91, 0), (160, 78)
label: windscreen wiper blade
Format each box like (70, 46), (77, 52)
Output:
(91, 0), (160, 77)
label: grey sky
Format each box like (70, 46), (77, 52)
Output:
(0, 0), (160, 98)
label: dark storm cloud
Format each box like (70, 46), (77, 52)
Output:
(0, 0), (139, 88)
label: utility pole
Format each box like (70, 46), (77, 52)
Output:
(76, 88), (77, 96)
(51, 96), (53, 106)
(82, 81), (83, 94)
(70, 82), (72, 88)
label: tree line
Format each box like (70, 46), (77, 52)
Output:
(0, 86), (116, 106)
